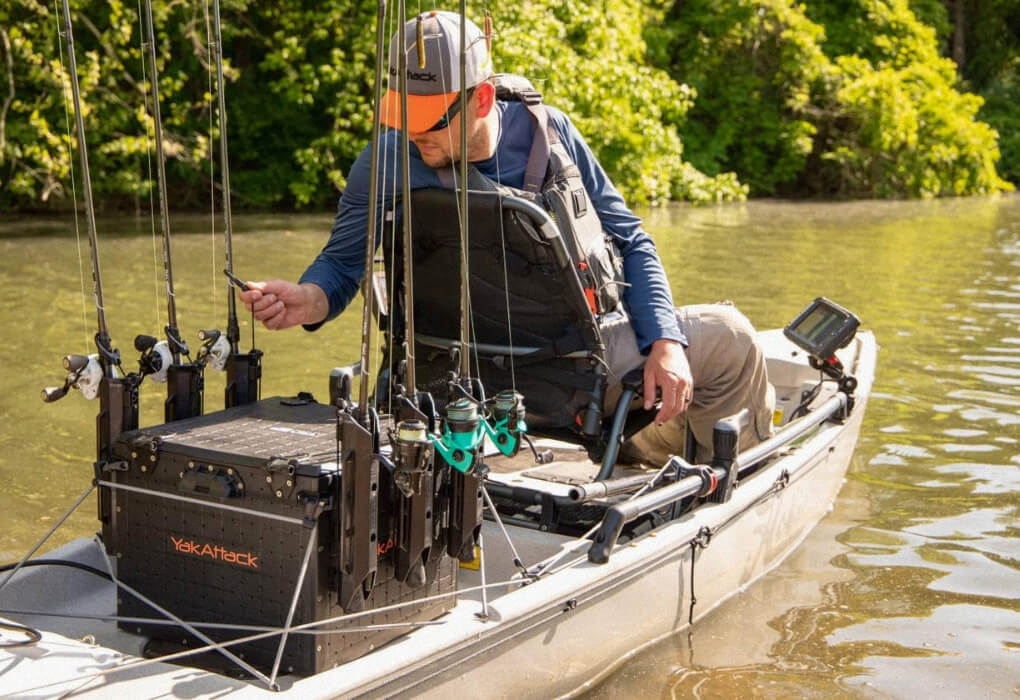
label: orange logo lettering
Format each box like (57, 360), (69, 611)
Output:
(170, 535), (259, 569)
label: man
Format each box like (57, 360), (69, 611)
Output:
(240, 10), (773, 462)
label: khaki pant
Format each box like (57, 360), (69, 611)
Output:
(604, 303), (774, 465)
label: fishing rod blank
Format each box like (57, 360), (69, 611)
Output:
(205, 0), (261, 408)
(43, 0), (140, 467)
(138, 0), (204, 421)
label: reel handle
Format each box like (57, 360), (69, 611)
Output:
(134, 334), (158, 352)
(41, 385), (69, 403)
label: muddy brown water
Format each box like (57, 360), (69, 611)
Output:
(1, 195), (1017, 696)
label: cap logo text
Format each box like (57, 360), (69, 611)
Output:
(389, 67), (438, 82)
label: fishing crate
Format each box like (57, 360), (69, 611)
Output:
(102, 396), (456, 676)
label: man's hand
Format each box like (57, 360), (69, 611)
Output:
(238, 280), (328, 330)
(643, 338), (694, 425)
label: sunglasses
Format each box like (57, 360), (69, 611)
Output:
(426, 88), (476, 132)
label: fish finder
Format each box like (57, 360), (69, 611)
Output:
(784, 297), (860, 394)
(784, 297), (859, 362)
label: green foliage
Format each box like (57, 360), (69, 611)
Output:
(978, 66), (1020, 184)
(649, 0), (832, 195)
(491, 0), (745, 205)
(0, 0), (744, 212)
(3, 0), (1014, 210)
(653, 0), (1011, 197)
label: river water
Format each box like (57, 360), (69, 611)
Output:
(1, 195), (1018, 696)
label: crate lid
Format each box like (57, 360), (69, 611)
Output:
(117, 397), (340, 474)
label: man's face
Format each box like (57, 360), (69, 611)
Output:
(407, 93), (478, 168)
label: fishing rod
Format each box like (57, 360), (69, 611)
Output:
(134, 0), (203, 421)
(385, 0), (437, 588)
(355, 0), (388, 427)
(198, 0), (261, 408)
(336, 0), (389, 613)
(440, 0), (485, 564)
(43, 0), (139, 465)
(457, 0), (471, 383)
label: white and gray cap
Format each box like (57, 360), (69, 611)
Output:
(379, 11), (493, 132)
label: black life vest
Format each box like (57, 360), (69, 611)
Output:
(386, 76), (626, 430)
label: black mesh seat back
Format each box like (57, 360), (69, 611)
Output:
(385, 187), (601, 430)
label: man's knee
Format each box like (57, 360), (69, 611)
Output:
(680, 303), (761, 388)
(686, 303), (756, 350)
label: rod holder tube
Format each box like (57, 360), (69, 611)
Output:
(587, 469), (723, 564)
(567, 471), (657, 503)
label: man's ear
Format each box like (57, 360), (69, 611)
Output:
(475, 82), (496, 118)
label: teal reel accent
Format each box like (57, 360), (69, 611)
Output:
(484, 389), (527, 458)
(482, 415), (528, 457)
(432, 397), (485, 474)
(431, 422), (484, 473)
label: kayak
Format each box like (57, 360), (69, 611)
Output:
(0, 326), (876, 698)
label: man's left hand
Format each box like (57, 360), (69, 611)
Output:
(643, 339), (693, 425)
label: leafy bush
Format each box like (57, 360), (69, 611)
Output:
(653, 0), (1012, 197)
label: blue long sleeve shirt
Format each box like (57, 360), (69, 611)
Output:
(299, 100), (684, 352)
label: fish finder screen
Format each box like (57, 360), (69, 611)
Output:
(784, 297), (860, 360)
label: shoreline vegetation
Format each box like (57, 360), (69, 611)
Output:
(1, 0), (1016, 214)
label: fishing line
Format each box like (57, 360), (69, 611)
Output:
(435, 32), (484, 384)
(203, 0), (218, 318)
(485, 12), (517, 394)
(50, 0), (88, 355)
(135, 0), (162, 339)
(381, 0), (397, 412)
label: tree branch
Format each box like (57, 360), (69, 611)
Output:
(0, 25), (15, 160)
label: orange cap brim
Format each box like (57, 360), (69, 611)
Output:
(379, 89), (461, 132)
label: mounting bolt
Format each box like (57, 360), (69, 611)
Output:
(179, 471), (184, 479)
(266, 476), (273, 484)
(149, 455), (156, 463)
(276, 489), (283, 498)
(116, 506), (121, 513)
(131, 451), (138, 459)
(316, 645), (322, 652)
(227, 468), (234, 475)
(140, 465), (147, 473)
(188, 461), (195, 468)
(208, 465), (214, 472)
(286, 479), (293, 487)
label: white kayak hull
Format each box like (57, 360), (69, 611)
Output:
(0, 330), (877, 698)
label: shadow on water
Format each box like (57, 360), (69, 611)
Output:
(1, 196), (1018, 697)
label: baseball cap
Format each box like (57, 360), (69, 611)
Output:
(379, 11), (493, 132)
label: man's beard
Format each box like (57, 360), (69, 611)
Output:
(416, 124), (489, 169)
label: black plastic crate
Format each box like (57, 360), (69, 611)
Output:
(102, 397), (456, 676)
